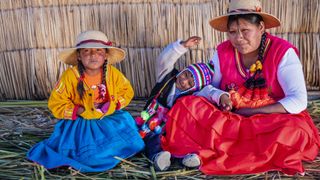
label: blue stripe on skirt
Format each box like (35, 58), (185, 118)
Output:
(27, 110), (145, 172)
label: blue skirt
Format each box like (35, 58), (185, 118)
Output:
(27, 110), (145, 172)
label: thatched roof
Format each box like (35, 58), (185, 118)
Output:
(0, 0), (319, 100)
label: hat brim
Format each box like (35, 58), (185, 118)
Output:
(209, 12), (281, 32)
(58, 43), (126, 66)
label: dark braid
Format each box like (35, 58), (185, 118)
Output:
(254, 32), (267, 87)
(101, 49), (109, 92)
(97, 49), (108, 100)
(258, 32), (267, 63)
(245, 32), (267, 88)
(102, 59), (107, 86)
(77, 61), (85, 99)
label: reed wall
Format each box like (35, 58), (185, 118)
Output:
(0, 0), (319, 100)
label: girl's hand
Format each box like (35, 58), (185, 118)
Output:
(94, 102), (110, 113)
(181, 36), (201, 48)
(219, 94), (232, 111)
(76, 106), (85, 115)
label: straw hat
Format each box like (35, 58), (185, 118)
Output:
(209, 0), (280, 32)
(58, 30), (126, 65)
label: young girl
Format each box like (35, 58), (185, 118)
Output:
(27, 30), (145, 172)
(140, 36), (231, 171)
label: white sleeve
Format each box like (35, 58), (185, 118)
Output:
(209, 51), (222, 88)
(277, 48), (308, 114)
(194, 52), (227, 105)
(156, 40), (188, 82)
(194, 85), (229, 106)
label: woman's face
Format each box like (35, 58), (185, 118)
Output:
(227, 18), (265, 55)
(78, 48), (107, 71)
(176, 70), (195, 91)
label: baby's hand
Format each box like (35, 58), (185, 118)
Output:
(181, 36), (201, 48)
(219, 94), (232, 111)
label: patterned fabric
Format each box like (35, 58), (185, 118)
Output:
(178, 63), (215, 94)
(27, 110), (144, 173)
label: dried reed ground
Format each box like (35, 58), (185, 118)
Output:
(0, 97), (319, 179)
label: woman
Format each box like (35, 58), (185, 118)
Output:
(161, 0), (320, 175)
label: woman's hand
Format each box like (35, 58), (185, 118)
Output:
(219, 94), (232, 111)
(181, 36), (201, 48)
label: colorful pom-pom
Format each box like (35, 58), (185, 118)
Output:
(135, 116), (145, 126)
(141, 111), (151, 120)
(139, 131), (147, 138)
(154, 126), (162, 134)
(149, 118), (158, 130)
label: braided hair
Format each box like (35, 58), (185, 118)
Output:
(77, 60), (86, 99)
(101, 59), (108, 86)
(258, 32), (267, 64)
(97, 59), (108, 100)
(77, 49), (108, 100)
(253, 32), (267, 87)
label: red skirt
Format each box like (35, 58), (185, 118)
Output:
(161, 96), (320, 175)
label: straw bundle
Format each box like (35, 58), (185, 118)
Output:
(0, 0), (319, 100)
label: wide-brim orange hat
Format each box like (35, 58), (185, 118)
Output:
(209, 0), (280, 32)
(58, 30), (126, 66)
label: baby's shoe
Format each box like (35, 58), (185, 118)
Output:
(182, 153), (201, 168)
(153, 151), (171, 171)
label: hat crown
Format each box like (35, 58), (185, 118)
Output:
(228, 0), (262, 13)
(209, 0), (280, 32)
(75, 30), (109, 46)
(58, 30), (126, 65)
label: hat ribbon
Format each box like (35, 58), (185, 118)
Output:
(229, 7), (262, 13)
(76, 39), (113, 47)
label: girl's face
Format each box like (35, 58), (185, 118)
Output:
(227, 18), (265, 55)
(78, 48), (107, 71)
(176, 70), (195, 91)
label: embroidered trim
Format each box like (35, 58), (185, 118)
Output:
(64, 107), (74, 119)
(55, 80), (65, 94)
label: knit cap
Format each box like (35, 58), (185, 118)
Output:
(177, 63), (215, 94)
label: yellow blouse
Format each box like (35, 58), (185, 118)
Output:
(48, 65), (134, 120)
(83, 71), (108, 103)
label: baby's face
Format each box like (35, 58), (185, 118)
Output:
(176, 70), (195, 91)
